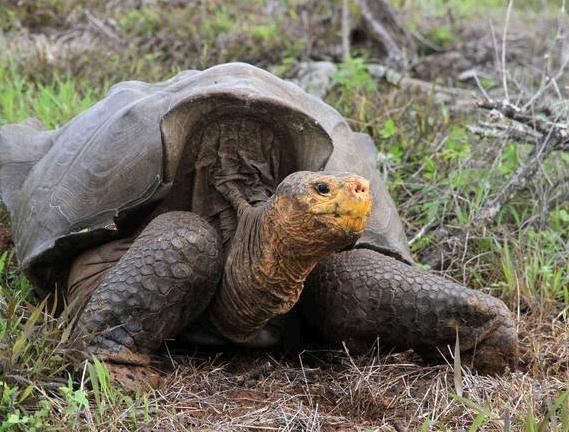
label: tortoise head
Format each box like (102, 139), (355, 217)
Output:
(210, 171), (372, 343)
(269, 171), (372, 255)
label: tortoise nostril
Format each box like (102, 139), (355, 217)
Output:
(354, 182), (367, 194)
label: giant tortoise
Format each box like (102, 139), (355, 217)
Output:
(0, 63), (518, 387)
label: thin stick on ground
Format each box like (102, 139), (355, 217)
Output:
(501, 0), (514, 102)
(341, 0), (351, 62)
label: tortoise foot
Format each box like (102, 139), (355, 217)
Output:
(70, 211), (223, 358)
(303, 249), (519, 374)
(91, 348), (161, 392)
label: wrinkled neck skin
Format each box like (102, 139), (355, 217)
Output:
(208, 195), (355, 343)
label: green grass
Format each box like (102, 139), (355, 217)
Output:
(0, 63), (103, 128)
(0, 60), (148, 430)
(0, 252), (154, 430)
(448, 390), (569, 432)
(396, 0), (567, 18)
(0, 0), (330, 85)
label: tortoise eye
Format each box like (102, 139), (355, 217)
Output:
(315, 183), (331, 195)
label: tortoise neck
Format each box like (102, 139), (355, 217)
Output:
(259, 197), (326, 283)
(208, 197), (325, 343)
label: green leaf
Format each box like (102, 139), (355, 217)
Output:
(6, 412), (21, 424)
(558, 209), (569, 223)
(451, 394), (497, 419)
(0, 251), (8, 274)
(379, 118), (397, 139)
(537, 389), (568, 432)
(424, 158), (437, 179)
(524, 408), (537, 432)
(73, 389), (89, 408)
(469, 412), (488, 432)
(420, 418), (431, 431)
(11, 298), (48, 364)
(18, 385), (34, 403)
(428, 25), (455, 45)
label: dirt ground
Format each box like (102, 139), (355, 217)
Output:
(146, 312), (567, 430)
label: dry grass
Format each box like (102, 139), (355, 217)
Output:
(128, 313), (566, 431)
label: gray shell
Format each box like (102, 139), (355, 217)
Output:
(0, 63), (412, 296)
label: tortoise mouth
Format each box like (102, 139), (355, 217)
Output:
(321, 210), (370, 235)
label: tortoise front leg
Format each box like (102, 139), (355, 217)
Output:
(70, 211), (223, 389)
(302, 249), (518, 374)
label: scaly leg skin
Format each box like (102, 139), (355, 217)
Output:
(302, 249), (518, 374)
(70, 211), (223, 390)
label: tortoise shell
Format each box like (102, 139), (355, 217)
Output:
(0, 63), (412, 297)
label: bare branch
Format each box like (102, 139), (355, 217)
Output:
(342, 0), (351, 62)
(473, 132), (556, 226)
(477, 100), (569, 151)
(409, 217), (438, 247)
(467, 122), (542, 144)
(354, 0), (416, 71)
(523, 57), (569, 111)
(368, 64), (476, 106)
(501, 0), (514, 101)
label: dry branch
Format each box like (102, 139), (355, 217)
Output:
(354, 0), (417, 71)
(342, 0), (351, 62)
(477, 100), (569, 152)
(290, 61), (476, 106)
(471, 100), (568, 224)
(368, 64), (476, 106)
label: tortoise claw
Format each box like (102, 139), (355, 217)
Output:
(463, 319), (519, 374)
(104, 362), (161, 392)
(95, 349), (161, 392)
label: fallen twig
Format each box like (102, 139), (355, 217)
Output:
(467, 122), (542, 144)
(368, 64), (476, 105)
(341, 0), (350, 62)
(477, 100), (569, 151)
(354, 0), (416, 71)
(291, 61), (476, 106)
